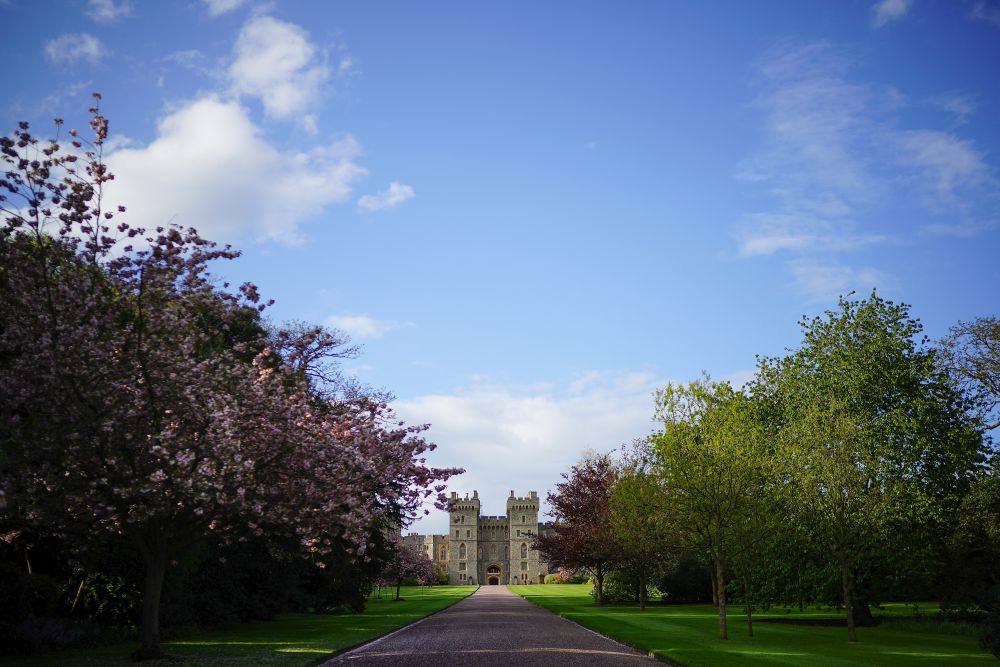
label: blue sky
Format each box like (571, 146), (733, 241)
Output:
(3, 0), (998, 533)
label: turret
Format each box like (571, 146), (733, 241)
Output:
(507, 491), (541, 585)
(447, 490), (481, 584)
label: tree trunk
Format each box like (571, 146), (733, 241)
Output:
(133, 539), (168, 660)
(595, 569), (605, 606)
(852, 597), (876, 627)
(639, 576), (647, 612)
(710, 568), (719, 607)
(716, 557), (728, 640)
(842, 566), (857, 643)
(743, 577), (753, 638)
(395, 578), (402, 601)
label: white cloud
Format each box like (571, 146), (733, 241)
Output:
(44, 33), (105, 66)
(324, 314), (401, 339)
(872, 0), (912, 27)
(396, 372), (667, 535)
(86, 0), (131, 22)
(229, 16), (328, 121)
(106, 97), (366, 245)
(202, 0), (247, 16)
(358, 182), (415, 211)
(788, 260), (888, 302)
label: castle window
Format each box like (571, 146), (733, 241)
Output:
(505, 546), (509, 558)
(459, 543), (466, 559)
(439, 545), (446, 560)
(521, 561), (527, 571)
(521, 542), (527, 558)
(459, 561), (466, 571)
(455, 530), (459, 538)
(522, 515), (525, 523)
(466, 529), (470, 538)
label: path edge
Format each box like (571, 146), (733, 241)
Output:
(511, 588), (683, 666)
(313, 585), (480, 666)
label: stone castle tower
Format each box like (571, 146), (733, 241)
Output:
(403, 490), (554, 585)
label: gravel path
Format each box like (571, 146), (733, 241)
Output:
(321, 585), (654, 666)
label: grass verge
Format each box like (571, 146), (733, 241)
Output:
(5, 585), (477, 667)
(510, 584), (993, 667)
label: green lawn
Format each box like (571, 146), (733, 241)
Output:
(510, 584), (994, 667)
(6, 585), (477, 667)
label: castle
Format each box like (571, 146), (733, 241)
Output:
(402, 490), (555, 585)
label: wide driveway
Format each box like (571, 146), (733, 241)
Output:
(322, 585), (653, 666)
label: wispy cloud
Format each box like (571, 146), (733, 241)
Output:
(893, 129), (990, 206)
(969, 1), (1000, 27)
(324, 313), (404, 339)
(737, 40), (997, 296)
(358, 182), (415, 211)
(923, 219), (998, 237)
(202, 0), (247, 16)
(788, 261), (888, 303)
(86, 0), (131, 22)
(734, 213), (885, 257)
(44, 33), (105, 67)
(872, 0), (913, 28)
(928, 92), (978, 125)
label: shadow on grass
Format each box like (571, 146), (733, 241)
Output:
(5, 586), (478, 667)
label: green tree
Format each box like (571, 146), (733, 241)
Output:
(651, 378), (768, 639)
(941, 473), (1000, 656)
(609, 444), (674, 612)
(781, 399), (904, 642)
(756, 291), (986, 642)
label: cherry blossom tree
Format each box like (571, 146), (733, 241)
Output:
(379, 541), (438, 600)
(0, 98), (461, 659)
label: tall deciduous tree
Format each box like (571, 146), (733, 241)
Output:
(755, 292), (985, 642)
(609, 444), (674, 612)
(938, 316), (1000, 432)
(534, 453), (619, 605)
(651, 378), (768, 639)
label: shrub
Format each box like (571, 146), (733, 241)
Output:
(597, 570), (662, 604)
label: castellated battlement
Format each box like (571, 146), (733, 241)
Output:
(479, 515), (508, 525)
(506, 489), (539, 513)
